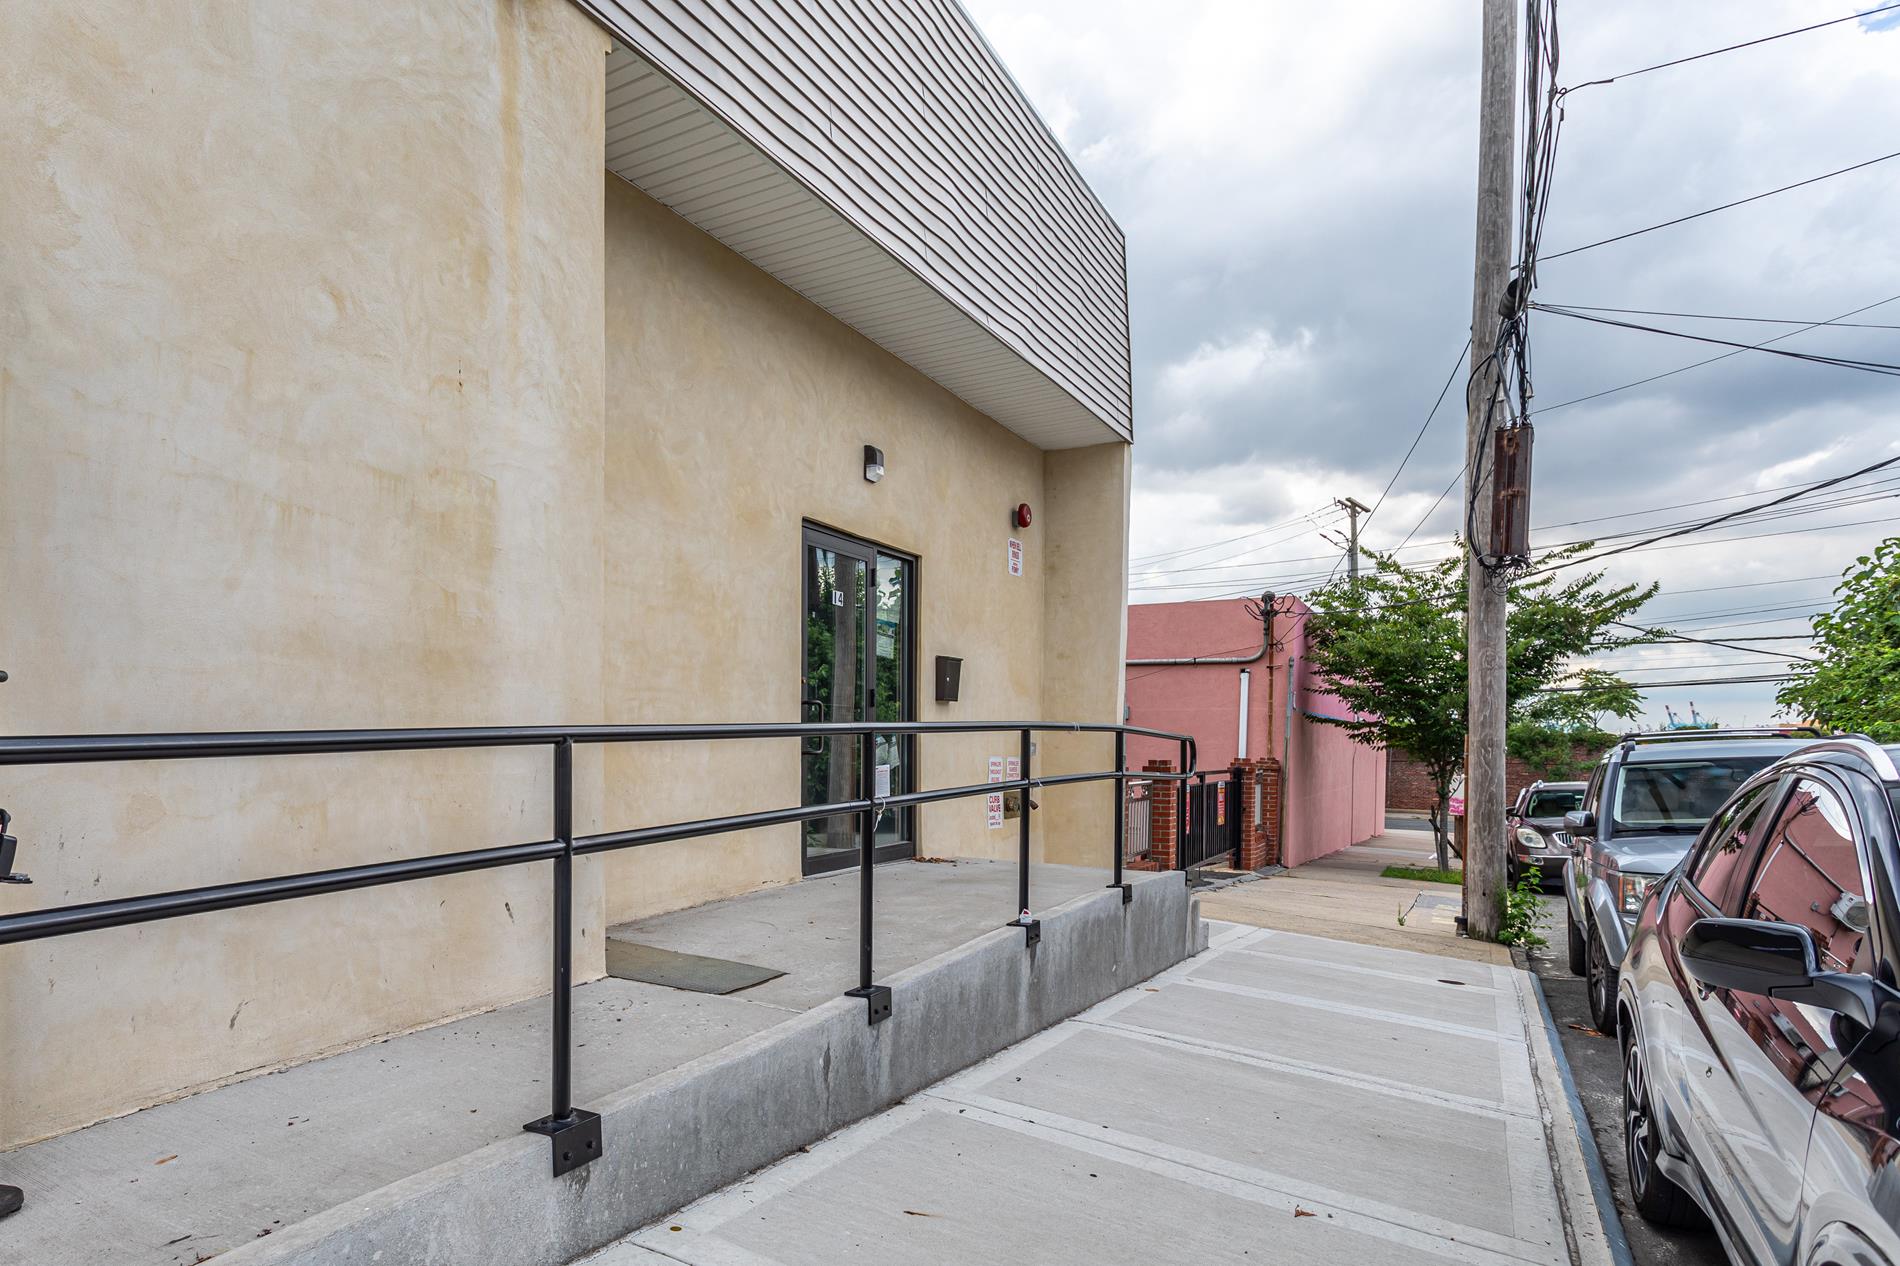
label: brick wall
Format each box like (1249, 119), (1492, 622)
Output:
(1385, 745), (1605, 812)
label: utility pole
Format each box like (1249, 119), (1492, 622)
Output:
(1335, 497), (1371, 581)
(1463, 0), (1517, 943)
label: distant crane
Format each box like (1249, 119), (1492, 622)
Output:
(1663, 702), (1717, 730)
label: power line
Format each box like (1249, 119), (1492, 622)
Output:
(1535, 303), (1900, 332)
(1129, 516), (1347, 579)
(1543, 672), (1795, 693)
(1393, 470), (1462, 553)
(1128, 505), (1339, 567)
(1673, 611), (1825, 634)
(1543, 151), (1900, 263)
(1651, 573), (1839, 597)
(1134, 477), (1899, 586)
(1617, 623), (1817, 663)
(1535, 479), (1900, 534)
(1534, 457), (1900, 574)
(1362, 341), (1471, 537)
(1637, 596), (1836, 625)
(1130, 507), (1895, 595)
(1564, 3), (1900, 91)
(1597, 658), (1805, 674)
(1532, 295), (1900, 416)
(1532, 304), (1900, 375)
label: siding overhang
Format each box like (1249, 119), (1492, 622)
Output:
(578, 1), (1132, 450)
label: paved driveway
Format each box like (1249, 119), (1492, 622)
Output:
(581, 922), (1607, 1266)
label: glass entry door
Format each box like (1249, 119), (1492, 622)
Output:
(802, 526), (914, 875)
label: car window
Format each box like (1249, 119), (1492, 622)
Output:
(1612, 756), (1778, 833)
(1730, 778), (1874, 1108)
(1741, 778), (1869, 973)
(1526, 788), (1584, 817)
(1582, 764), (1605, 816)
(1689, 782), (1776, 912)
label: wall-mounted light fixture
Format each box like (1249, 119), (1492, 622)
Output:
(863, 445), (885, 484)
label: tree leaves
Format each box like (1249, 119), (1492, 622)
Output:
(1775, 537), (1900, 741)
(1301, 543), (1658, 857)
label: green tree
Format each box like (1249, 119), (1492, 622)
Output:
(1776, 538), (1900, 741)
(1302, 546), (1658, 889)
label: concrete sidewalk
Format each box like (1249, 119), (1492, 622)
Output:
(584, 921), (1615, 1266)
(1200, 832), (1510, 965)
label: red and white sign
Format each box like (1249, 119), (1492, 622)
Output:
(1007, 538), (1023, 576)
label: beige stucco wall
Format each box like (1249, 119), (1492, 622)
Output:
(0, 2), (1131, 1152)
(599, 178), (1101, 923)
(1037, 443), (1133, 866)
(0, 0), (610, 1148)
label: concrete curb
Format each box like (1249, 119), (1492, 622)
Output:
(214, 874), (1202, 1266)
(1514, 947), (1635, 1266)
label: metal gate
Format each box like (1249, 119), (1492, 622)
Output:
(1180, 770), (1240, 870)
(1123, 779), (1153, 864)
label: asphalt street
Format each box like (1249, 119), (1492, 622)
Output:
(1528, 887), (1728, 1266)
(1379, 821), (1727, 1265)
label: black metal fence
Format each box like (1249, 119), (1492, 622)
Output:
(1179, 768), (1241, 871)
(0, 719), (1195, 1177)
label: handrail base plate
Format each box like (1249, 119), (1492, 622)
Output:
(524, 1108), (601, 1176)
(845, 983), (892, 1025)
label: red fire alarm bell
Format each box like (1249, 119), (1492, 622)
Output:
(1013, 503), (1032, 529)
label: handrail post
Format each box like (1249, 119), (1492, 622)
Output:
(845, 729), (892, 1024)
(1109, 729), (1131, 904)
(1012, 728), (1039, 944)
(1177, 740), (1190, 873)
(524, 736), (601, 1175)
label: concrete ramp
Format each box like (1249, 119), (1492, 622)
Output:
(585, 922), (1613, 1266)
(0, 861), (1201, 1266)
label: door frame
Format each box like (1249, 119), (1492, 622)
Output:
(800, 522), (918, 875)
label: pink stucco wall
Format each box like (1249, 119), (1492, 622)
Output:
(1126, 596), (1385, 867)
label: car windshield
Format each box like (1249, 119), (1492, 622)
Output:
(1613, 758), (1777, 832)
(1526, 789), (1583, 817)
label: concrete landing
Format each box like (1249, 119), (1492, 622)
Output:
(1, 860), (1191, 1266)
(588, 922), (1614, 1266)
(609, 857), (1119, 1009)
(3, 979), (788, 1266)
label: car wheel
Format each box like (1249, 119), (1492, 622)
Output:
(1586, 923), (1618, 1034)
(1624, 1033), (1706, 1228)
(1566, 902), (1586, 976)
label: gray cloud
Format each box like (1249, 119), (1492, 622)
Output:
(967, 0), (1900, 724)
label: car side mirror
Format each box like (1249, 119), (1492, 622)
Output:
(1564, 809), (1594, 834)
(1681, 917), (1879, 1029)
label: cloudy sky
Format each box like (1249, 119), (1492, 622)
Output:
(965, 0), (1900, 728)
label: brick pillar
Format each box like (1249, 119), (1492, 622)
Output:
(1141, 759), (1177, 871)
(1235, 760), (1264, 870)
(1236, 758), (1284, 870)
(1261, 758), (1283, 867)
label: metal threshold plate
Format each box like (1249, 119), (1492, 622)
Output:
(604, 940), (786, 995)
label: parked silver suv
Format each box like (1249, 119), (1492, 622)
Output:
(1563, 729), (1823, 1032)
(1618, 738), (1900, 1265)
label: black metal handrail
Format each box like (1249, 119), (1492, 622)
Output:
(0, 719), (1196, 1177)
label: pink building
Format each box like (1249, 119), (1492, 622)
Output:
(1125, 595), (1386, 867)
